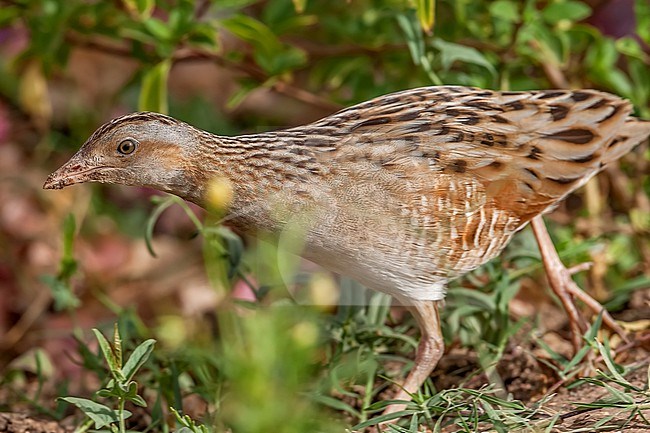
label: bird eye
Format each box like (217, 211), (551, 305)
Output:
(117, 138), (138, 155)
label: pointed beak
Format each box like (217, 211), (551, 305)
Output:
(43, 153), (99, 190)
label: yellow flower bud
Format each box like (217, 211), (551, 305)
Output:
(207, 176), (234, 210)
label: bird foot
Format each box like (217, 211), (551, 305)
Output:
(530, 216), (628, 352)
(564, 279), (629, 342)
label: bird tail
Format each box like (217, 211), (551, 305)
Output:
(600, 117), (650, 168)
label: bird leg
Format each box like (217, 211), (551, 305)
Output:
(530, 216), (627, 352)
(382, 300), (444, 416)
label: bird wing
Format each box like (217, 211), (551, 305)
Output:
(308, 86), (649, 223)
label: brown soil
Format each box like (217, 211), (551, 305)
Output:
(0, 413), (70, 433)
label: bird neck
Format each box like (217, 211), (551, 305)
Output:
(187, 129), (333, 231)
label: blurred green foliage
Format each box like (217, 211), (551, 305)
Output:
(2, 0), (649, 121)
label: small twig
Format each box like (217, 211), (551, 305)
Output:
(273, 81), (342, 111)
(1, 288), (51, 350)
(194, 0), (211, 20)
(546, 375), (570, 397)
(65, 33), (137, 58)
(567, 262), (593, 275)
(530, 38), (569, 89)
(286, 39), (406, 58)
(556, 405), (611, 422)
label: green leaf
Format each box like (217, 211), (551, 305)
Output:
(353, 410), (412, 429)
(542, 1), (591, 24)
(112, 323), (122, 374)
(615, 37), (647, 61)
(222, 14), (304, 74)
(138, 59), (171, 114)
(188, 24), (219, 50)
(587, 37), (618, 71)
(144, 195), (176, 257)
(366, 292), (392, 326)
(582, 378), (634, 405)
(310, 394), (362, 418)
(562, 345), (591, 375)
(432, 38), (496, 75)
(253, 46), (307, 75)
(448, 287), (497, 309)
(61, 213), (75, 258)
(583, 310), (603, 343)
(0, 6), (20, 27)
(125, 380), (138, 398)
(119, 27), (158, 46)
(59, 397), (130, 429)
(226, 79), (257, 110)
(131, 394), (147, 407)
(637, 0), (650, 44)
(171, 407), (210, 433)
(489, 0), (520, 23)
(97, 388), (120, 399)
(40, 275), (80, 312)
(397, 13), (425, 64)
(606, 69), (634, 98)
(221, 14), (283, 58)
(92, 328), (124, 381)
(596, 339), (627, 385)
(122, 339), (156, 382)
(8, 348), (54, 378)
(143, 18), (172, 41)
(416, 0), (436, 33)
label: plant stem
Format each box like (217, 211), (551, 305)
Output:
(119, 398), (126, 433)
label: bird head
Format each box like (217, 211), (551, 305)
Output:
(43, 112), (208, 204)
